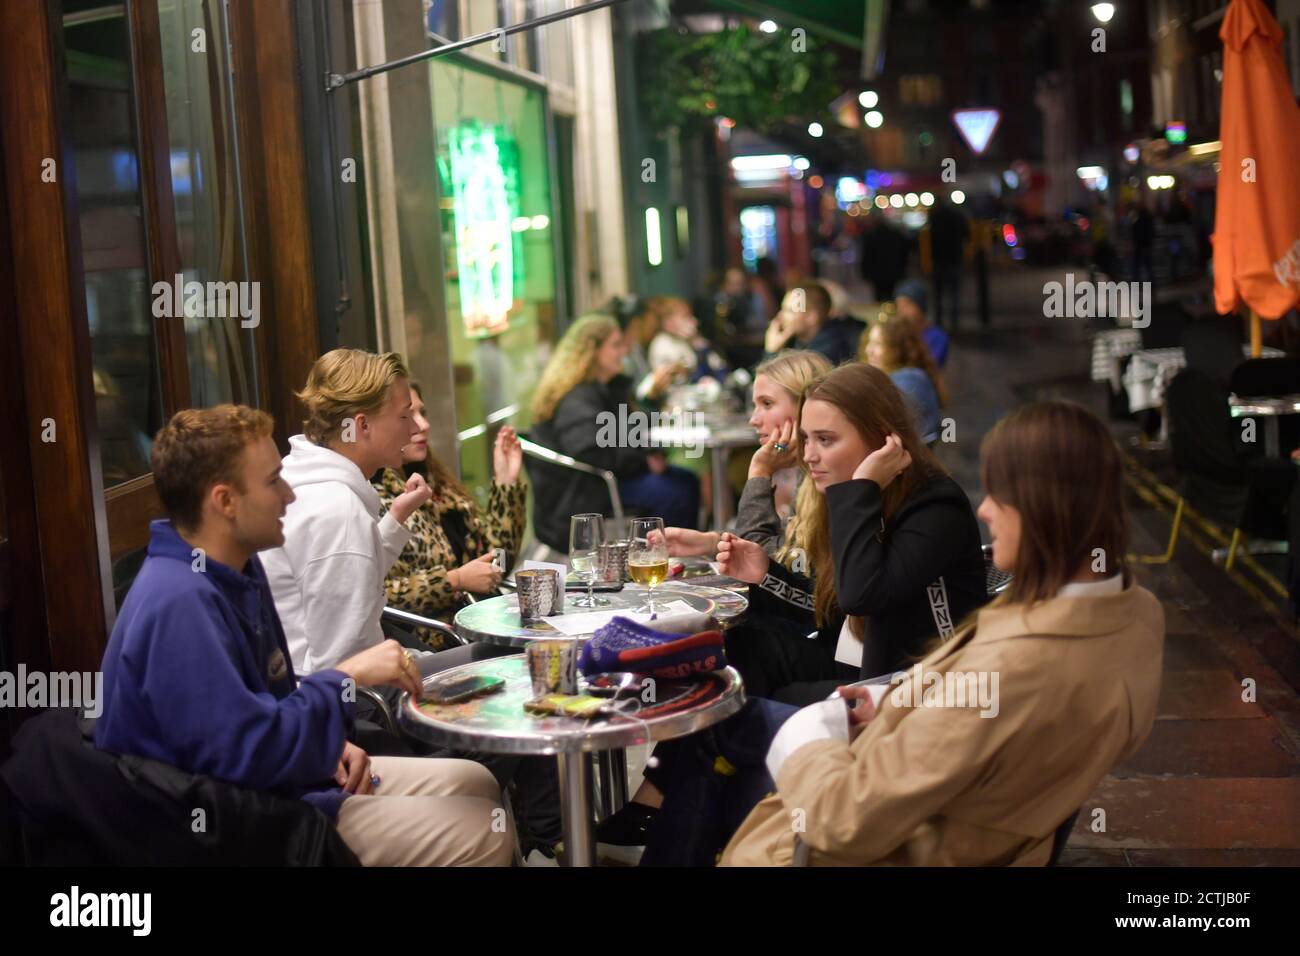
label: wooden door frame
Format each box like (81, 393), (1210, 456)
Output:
(0, 0), (114, 672)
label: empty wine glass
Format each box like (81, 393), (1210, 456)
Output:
(628, 517), (669, 615)
(569, 513), (607, 608)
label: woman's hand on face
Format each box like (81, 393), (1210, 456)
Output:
(852, 434), (911, 489)
(664, 527), (721, 557)
(716, 532), (770, 585)
(749, 418), (799, 479)
(493, 426), (524, 485)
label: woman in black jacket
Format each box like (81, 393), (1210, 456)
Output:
(527, 315), (699, 552)
(722, 362), (985, 701)
(599, 364), (986, 853)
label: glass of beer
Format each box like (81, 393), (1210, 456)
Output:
(628, 517), (669, 615)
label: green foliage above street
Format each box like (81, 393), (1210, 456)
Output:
(638, 25), (839, 134)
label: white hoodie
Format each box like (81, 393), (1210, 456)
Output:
(261, 435), (412, 674)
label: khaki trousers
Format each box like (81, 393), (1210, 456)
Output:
(335, 756), (513, 866)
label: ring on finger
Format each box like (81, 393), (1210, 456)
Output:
(773, 442), (788, 453)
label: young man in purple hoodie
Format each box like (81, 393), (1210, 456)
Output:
(95, 405), (511, 866)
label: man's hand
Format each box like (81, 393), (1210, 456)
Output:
(335, 741), (373, 794)
(851, 434), (911, 490)
(716, 532), (771, 584)
(493, 426), (524, 485)
(649, 364), (680, 397)
(337, 639), (423, 699)
(664, 527), (721, 557)
(764, 313), (795, 354)
(749, 419), (799, 479)
(390, 473), (432, 525)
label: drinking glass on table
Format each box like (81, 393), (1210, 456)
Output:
(569, 513), (607, 608)
(628, 517), (669, 614)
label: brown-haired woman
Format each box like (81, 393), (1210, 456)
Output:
(861, 311), (947, 444)
(722, 401), (1164, 866)
(373, 383), (526, 646)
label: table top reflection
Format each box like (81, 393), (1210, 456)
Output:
(398, 654), (746, 755)
(453, 581), (749, 648)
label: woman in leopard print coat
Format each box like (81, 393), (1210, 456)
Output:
(374, 383), (526, 647)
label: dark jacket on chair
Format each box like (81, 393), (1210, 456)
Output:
(1, 708), (359, 866)
(528, 381), (652, 552)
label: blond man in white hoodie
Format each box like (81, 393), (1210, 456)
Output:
(263, 349), (436, 674)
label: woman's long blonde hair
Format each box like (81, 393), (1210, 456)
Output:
(752, 350), (833, 569)
(530, 314), (620, 421)
(861, 311), (949, 407)
(799, 364), (946, 635)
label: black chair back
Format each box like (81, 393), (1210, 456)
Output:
(1181, 316), (1243, 388)
(1228, 357), (1300, 397)
(1165, 369), (1242, 485)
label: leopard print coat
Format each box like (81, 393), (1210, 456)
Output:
(374, 468), (527, 648)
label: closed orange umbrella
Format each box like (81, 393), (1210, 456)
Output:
(1213, 0), (1300, 353)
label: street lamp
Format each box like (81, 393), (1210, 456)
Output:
(1091, 3), (1115, 23)
(759, 19), (778, 33)
(864, 110), (884, 129)
(807, 122), (824, 138)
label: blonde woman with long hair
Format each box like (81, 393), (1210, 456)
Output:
(664, 349), (830, 564)
(528, 315), (699, 553)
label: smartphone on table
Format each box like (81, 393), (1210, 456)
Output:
(422, 674), (505, 704)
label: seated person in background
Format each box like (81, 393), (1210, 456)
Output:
(374, 382), (525, 645)
(529, 315), (700, 553)
(763, 282), (860, 367)
(664, 349), (831, 559)
(895, 278), (949, 368)
(862, 312), (947, 444)
(621, 298), (680, 405)
(646, 295), (728, 386)
(721, 401), (1164, 866)
(820, 278), (869, 351)
(95, 405), (511, 866)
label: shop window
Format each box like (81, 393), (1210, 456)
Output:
(64, 5), (162, 488)
(157, 0), (254, 410)
(430, 59), (557, 495)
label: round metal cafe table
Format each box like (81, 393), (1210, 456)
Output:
(398, 654), (746, 866)
(452, 582), (749, 648)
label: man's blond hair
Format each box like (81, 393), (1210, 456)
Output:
(297, 348), (409, 445)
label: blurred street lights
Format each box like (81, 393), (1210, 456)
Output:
(1091, 3), (1115, 23)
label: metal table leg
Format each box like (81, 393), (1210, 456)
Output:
(1265, 417), (1280, 459)
(557, 751), (595, 866)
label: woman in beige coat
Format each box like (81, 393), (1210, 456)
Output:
(721, 400), (1165, 866)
